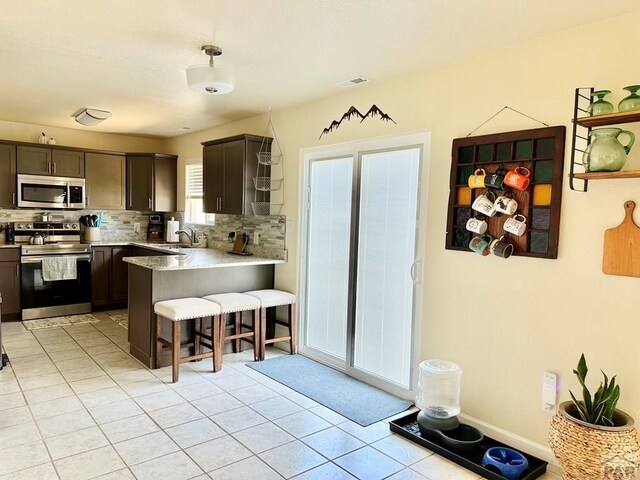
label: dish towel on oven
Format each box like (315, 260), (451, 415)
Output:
(42, 257), (77, 281)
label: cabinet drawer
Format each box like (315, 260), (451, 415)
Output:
(0, 249), (20, 262)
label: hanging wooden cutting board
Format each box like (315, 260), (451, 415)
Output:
(603, 200), (640, 277)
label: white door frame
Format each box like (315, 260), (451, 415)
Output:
(297, 131), (431, 399)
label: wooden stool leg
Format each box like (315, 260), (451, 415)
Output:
(213, 315), (223, 372)
(234, 312), (242, 352)
(290, 303), (298, 354)
(172, 321), (181, 383)
(259, 307), (267, 361)
(155, 314), (163, 369)
(252, 308), (260, 361)
(194, 318), (202, 355)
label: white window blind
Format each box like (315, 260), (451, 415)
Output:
(186, 164), (203, 199)
(185, 163), (214, 224)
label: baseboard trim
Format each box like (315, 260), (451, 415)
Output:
(458, 413), (560, 473)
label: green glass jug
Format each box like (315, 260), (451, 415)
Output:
(583, 128), (635, 172)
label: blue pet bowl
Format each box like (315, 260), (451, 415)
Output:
(481, 447), (529, 480)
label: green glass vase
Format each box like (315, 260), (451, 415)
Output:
(583, 128), (635, 172)
(618, 85), (640, 112)
(589, 90), (614, 116)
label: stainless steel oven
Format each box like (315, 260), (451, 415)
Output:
(17, 174), (85, 209)
(17, 223), (92, 320)
(20, 243), (92, 320)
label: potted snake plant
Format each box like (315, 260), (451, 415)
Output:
(549, 354), (640, 479)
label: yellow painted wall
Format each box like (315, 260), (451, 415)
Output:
(0, 119), (164, 152)
(164, 11), (640, 446)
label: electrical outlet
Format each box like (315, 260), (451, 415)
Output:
(254, 232), (260, 245)
(542, 372), (558, 413)
(133, 222), (140, 233)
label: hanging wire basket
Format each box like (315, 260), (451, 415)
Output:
(251, 202), (283, 216)
(256, 152), (282, 166)
(253, 177), (283, 191)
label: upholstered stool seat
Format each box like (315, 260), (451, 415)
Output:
(202, 293), (260, 313)
(154, 298), (222, 383)
(243, 289), (297, 360)
(201, 293), (261, 370)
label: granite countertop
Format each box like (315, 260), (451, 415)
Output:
(0, 244), (20, 249)
(106, 241), (285, 271)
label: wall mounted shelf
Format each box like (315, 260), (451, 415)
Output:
(571, 170), (640, 180)
(574, 110), (640, 128)
(569, 87), (640, 191)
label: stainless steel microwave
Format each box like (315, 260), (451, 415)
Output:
(17, 174), (86, 209)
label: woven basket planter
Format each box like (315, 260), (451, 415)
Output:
(549, 401), (640, 479)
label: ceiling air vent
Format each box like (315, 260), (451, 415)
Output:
(337, 76), (369, 88)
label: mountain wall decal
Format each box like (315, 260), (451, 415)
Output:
(319, 104), (397, 139)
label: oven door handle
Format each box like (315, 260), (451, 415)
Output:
(21, 254), (92, 264)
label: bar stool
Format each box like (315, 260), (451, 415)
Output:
(243, 289), (297, 360)
(201, 293), (261, 370)
(154, 298), (222, 383)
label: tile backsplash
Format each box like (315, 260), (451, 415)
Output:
(0, 209), (151, 243)
(0, 209), (287, 259)
(185, 214), (287, 260)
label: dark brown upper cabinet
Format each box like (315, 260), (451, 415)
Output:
(0, 143), (16, 207)
(17, 146), (84, 178)
(126, 153), (177, 212)
(201, 134), (271, 215)
(85, 153), (126, 210)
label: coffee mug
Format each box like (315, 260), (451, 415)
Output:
(468, 169), (487, 189)
(469, 234), (493, 256)
(494, 195), (518, 215)
(485, 167), (507, 190)
(490, 235), (514, 259)
(503, 214), (527, 236)
(504, 167), (531, 191)
(466, 216), (488, 234)
(472, 191), (497, 217)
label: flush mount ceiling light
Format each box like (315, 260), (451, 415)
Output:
(186, 45), (234, 95)
(74, 108), (112, 126)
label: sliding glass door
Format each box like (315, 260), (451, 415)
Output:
(301, 134), (427, 394)
(304, 157), (353, 360)
(351, 148), (420, 389)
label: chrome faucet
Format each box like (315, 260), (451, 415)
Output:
(175, 226), (197, 246)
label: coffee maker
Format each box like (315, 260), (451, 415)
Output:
(147, 214), (165, 242)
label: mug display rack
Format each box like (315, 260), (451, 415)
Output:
(445, 126), (566, 259)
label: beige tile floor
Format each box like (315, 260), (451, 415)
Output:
(0, 311), (562, 480)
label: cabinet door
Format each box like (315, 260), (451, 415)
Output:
(203, 145), (224, 213)
(91, 247), (111, 306)
(86, 153), (126, 210)
(127, 156), (153, 211)
(51, 150), (85, 178)
(111, 246), (133, 303)
(17, 146), (51, 175)
(153, 156), (177, 212)
(0, 144), (16, 208)
(221, 140), (245, 214)
(0, 262), (20, 316)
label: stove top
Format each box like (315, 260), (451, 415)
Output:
(13, 222), (81, 245)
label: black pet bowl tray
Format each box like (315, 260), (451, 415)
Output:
(390, 412), (547, 480)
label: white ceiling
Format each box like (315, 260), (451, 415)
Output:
(1, 0), (638, 138)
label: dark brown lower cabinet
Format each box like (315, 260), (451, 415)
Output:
(112, 247), (134, 303)
(91, 246), (169, 310)
(91, 247), (112, 307)
(91, 246), (134, 309)
(0, 249), (21, 321)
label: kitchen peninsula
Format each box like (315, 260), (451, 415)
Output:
(122, 246), (284, 367)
